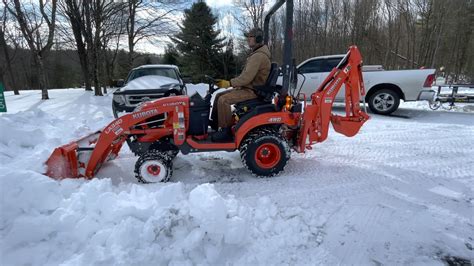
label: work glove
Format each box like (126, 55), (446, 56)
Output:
(216, 79), (231, 89)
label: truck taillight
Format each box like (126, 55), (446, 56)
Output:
(423, 74), (435, 87)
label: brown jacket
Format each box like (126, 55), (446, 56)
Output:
(231, 45), (271, 90)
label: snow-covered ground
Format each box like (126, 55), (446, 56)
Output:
(1, 87), (473, 265)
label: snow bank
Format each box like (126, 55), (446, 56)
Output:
(0, 172), (249, 265)
(0, 170), (330, 265)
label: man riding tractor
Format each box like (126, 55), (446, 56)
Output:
(210, 28), (271, 142)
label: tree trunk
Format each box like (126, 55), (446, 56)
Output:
(431, 22), (443, 68)
(384, 1), (392, 68)
(35, 55), (49, 100)
(127, 1), (136, 68)
(93, 4), (103, 97)
(105, 54), (113, 89)
(75, 28), (91, 91)
(92, 46), (102, 96)
(0, 28), (19, 95)
(100, 48), (108, 94)
(63, 0), (92, 91)
(80, 53), (92, 91)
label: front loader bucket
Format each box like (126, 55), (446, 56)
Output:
(46, 142), (80, 179)
(46, 132), (101, 179)
(45, 131), (124, 180)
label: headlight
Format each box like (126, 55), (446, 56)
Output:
(113, 94), (125, 104)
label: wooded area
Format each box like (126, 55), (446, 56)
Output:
(0, 0), (472, 99)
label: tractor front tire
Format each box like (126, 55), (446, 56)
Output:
(240, 128), (290, 177)
(134, 150), (173, 183)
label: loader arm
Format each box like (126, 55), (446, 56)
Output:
(45, 98), (187, 179)
(297, 46), (369, 152)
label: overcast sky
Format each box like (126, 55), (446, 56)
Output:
(206, 0), (234, 8)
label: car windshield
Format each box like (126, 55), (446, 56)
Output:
(127, 68), (178, 82)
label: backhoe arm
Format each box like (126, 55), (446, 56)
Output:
(297, 46), (369, 152)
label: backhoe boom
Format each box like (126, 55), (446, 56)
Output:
(297, 46), (369, 152)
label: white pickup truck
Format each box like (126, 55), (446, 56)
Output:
(289, 54), (436, 115)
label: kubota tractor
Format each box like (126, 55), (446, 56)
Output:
(45, 0), (370, 182)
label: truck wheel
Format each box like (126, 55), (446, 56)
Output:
(240, 128), (290, 177)
(368, 89), (400, 115)
(134, 150), (173, 183)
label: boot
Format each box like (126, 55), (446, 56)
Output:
(211, 127), (233, 142)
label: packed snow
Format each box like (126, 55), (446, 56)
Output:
(121, 76), (181, 91)
(0, 86), (473, 265)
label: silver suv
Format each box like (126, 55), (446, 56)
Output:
(112, 64), (188, 118)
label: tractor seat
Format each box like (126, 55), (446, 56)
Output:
(234, 62), (280, 114)
(254, 62), (281, 102)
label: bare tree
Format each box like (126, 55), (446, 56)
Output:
(83, 0), (126, 96)
(0, 6), (19, 95)
(232, 0), (269, 65)
(125, 0), (181, 68)
(59, 0), (125, 95)
(101, 3), (127, 93)
(4, 0), (57, 99)
(234, 0), (267, 30)
(59, 0), (92, 91)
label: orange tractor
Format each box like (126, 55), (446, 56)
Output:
(45, 0), (369, 182)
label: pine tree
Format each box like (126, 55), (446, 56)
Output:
(219, 38), (238, 79)
(162, 45), (180, 65)
(171, 2), (225, 81)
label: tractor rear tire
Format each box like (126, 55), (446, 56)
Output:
(134, 149), (173, 183)
(240, 128), (290, 177)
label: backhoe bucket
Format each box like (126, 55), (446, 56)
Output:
(45, 131), (113, 179)
(331, 113), (369, 137)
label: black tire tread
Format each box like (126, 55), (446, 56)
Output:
(239, 127), (290, 177)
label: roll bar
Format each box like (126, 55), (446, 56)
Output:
(263, 0), (293, 97)
(263, 0), (285, 45)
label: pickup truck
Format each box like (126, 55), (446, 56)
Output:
(288, 54), (436, 115)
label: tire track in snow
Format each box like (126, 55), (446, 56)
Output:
(381, 186), (471, 224)
(320, 198), (404, 264)
(321, 150), (473, 211)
